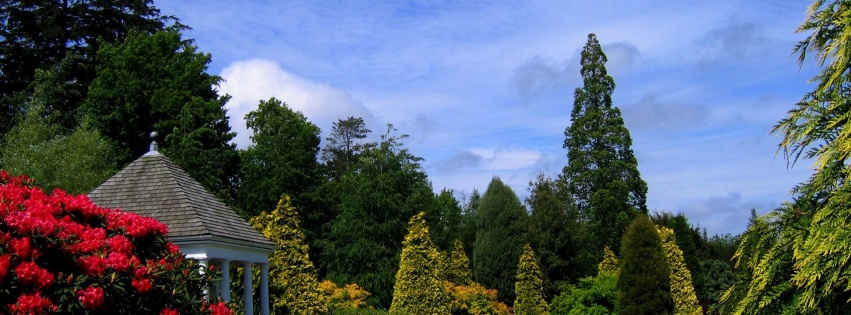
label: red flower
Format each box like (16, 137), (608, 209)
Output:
(78, 255), (107, 276)
(105, 252), (132, 272)
(165, 242), (180, 254)
(207, 302), (234, 315)
(160, 307), (179, 315)
(0, 254), (10, 283)
(76, 286), (105, 309)
(14, 261), (53, 289)
(107, 235), (133, 254)
(132, 277), (153, 294)
(9, 237), (31, 260)
(8, 292), (56, 315)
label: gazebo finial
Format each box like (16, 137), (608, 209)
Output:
(149, 131), (159, 153)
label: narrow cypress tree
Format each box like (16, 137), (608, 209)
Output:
(658, 226), (701, 315)
(618, 215), (673, 315)
(473, 177), (528, 303)
(514, 244), (549, 315)
(390, 212), (450, 315)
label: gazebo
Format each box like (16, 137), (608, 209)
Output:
(88, 138), (275, 315)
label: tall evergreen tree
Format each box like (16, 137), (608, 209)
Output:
(390, 212), (451, 315)
(514, 244), (549, 315)
(81, 29), (240, 202)
(473, 177), (528, 304)
(459, 188), (481, 259)
(618, 215), (673, 315)
(237, 97), (322, 220)
(322, 125), (434, 308)
(0, 0), (172, 135)
(561, 33), (647, 253)
(248, 196), (328, 315)
(526, 173), (594, 298)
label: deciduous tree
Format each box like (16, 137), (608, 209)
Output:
(526, 173), (594, 298)
(81, 29), (239, 202)
(322, 125), (434, 308)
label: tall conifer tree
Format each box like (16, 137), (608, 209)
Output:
(561, 33), (647, 253)
(473, 177), (527, 303)
(618, 215), (673, 315)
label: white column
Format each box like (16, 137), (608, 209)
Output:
(198, 259), (209, 298)
(260, 263), (269, 315)
(220, 259), (230, 302)
(243, 262), (253, 315)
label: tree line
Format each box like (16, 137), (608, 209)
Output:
(3, 0), (850, 314)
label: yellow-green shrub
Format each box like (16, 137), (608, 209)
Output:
(658, 226), (701, 315)
(514, 244), (549, 315)
(389, 212), (451, 314)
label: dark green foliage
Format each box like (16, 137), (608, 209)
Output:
(429, 188), (464, 251)
(81, 29), (239, 203)
(322, 125), (435, 308)
(459, 189), (481, 259)
(526, 173), (594, 299)
(0, 61), (117, 194)
(699, 259), (734, 307)
(321, 116), (373, 180)
(0, 0), (171, 135)
(237, 97), (322, 220)
(472, 177), (528, 304)
(561, 33), (647, 254)
(617, 215), (673, 315)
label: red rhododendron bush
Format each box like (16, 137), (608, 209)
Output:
(0, 170), (232, 315)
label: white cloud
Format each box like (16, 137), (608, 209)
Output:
(218, 59), (374, 148)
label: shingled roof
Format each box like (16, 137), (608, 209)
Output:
(88, 150), (274, 249)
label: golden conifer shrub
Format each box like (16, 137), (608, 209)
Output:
(514, 244), (549, 315)
(598, 246), (619, 275)
(657, 226), (701, 315)
(390, 212), (451, 314)
(249, 195), (328, 315)
(444, 240), (474, 285)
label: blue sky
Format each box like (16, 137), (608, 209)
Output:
(155, 1), (820, 235)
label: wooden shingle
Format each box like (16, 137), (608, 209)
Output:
(88, 151), (273, 248)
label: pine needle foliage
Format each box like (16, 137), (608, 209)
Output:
(390, 212), (451, 315)
(617, 215), (673, 315)
(514, 244), (549, 315)
(716, 1), (851, 313)
(248, 195), (328, 315)
(657, 227), (701, 315)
